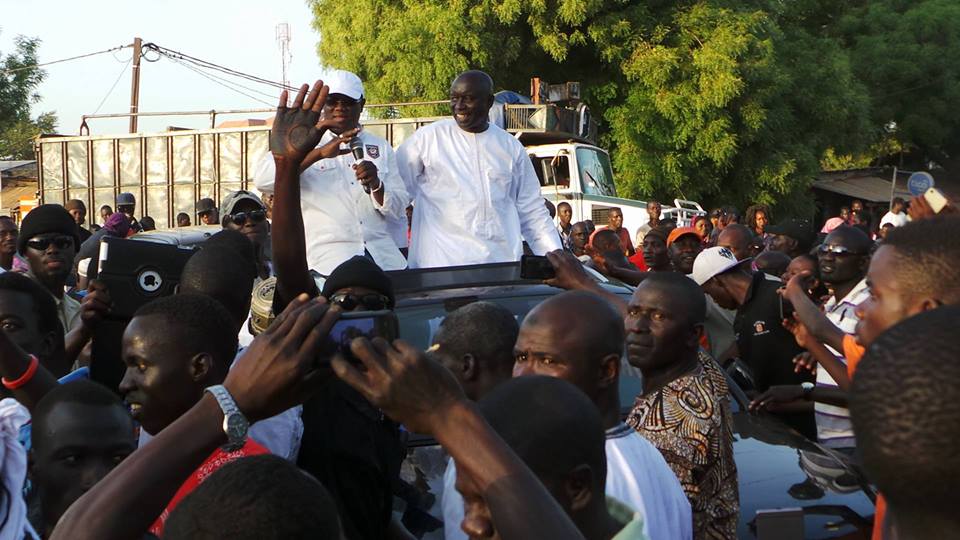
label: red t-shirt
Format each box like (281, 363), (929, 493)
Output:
(149, 438), (269, 536)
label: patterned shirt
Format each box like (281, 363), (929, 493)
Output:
(626, 352), (739, 540)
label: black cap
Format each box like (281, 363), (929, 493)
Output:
(196, 198), (217, 214)
(321, 256), (395, 308)
(18, 204), (80, 255)
(766, 218), (816, 248)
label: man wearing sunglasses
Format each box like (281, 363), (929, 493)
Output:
(17, 205), (82, 335)
(751, 226), (871, 451)
(253, 69), (409, 278)
(220, 190), (272, 281)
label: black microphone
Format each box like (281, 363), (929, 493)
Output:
(348, 137), (370, 193)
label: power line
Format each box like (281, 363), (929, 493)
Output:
(92, 58), (132, 115)
(145, 42), (294, 91)
(165, 56), (279, 100)
(166, 56), (276, 106)
(0, 44), (131, 75)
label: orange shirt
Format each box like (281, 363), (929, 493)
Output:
(844, 334), (884, 540)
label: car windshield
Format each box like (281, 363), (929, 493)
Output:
(576, 147), (617, 197)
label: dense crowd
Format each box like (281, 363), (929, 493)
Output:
(0, 68), (957, 540)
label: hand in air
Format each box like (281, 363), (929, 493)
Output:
(225, 294), (342, 423)
(270, 81), (330, 164)
(332, 337), (466, 435)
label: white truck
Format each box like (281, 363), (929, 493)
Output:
(34, 82), (702, 235)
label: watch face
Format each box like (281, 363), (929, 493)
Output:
(225, 412), (249, 441)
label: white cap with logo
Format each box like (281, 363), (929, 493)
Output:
(324, 70), (364, 100)
(689, 246), (741, 285)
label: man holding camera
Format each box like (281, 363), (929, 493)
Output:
(254, 70), (409, 279)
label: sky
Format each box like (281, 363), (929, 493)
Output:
(0, 0), (326, 135)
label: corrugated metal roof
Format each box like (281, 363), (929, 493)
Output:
(812, 172), (912, 202)
(0, 160), (36, 173)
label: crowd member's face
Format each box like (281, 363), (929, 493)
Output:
(782, 257), (817, 286)
(100, 207), (112, 222)
(878, 224), (893, 240)
(817, 231), (868, 286)
(224, 200), (268, 248)
(570, 224), (588, 253)
(118, 204), (135, 219)
(32, 403), (136, 531)
(669, 236), (703, 274)
(855, 246), (927, 347)
(450, 74), (493, 133)
(852, 201), (864, 214)
(0, 290), (55, 358)
(701, 275), (738, 310)
(840, 207), (850, 220)
(328, 286), (391, 313)
(710, 213), (721, 229)
(119, 316), (204, 435)
(608, 210), (623, 230)
(513, 313), (599, 398)
(23, 233), (76, 290)
(693, 218), (711, 239)
(642, 236), (669, 270)
(716, 228), (751, 261)
(177, 215), (190, 227)
(322, 93), (363, 135)
(625, 282), (697, 371)
(558, 204), (572, 226)
(767, 234), (797, 256)
(199, 210), (219, 225)
(0, 219), (17, 257)
(647, 202), (661, 222)
(68, 207), (86, 226)
(754, 211), (767, 233)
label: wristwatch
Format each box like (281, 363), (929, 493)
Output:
(205, 385), (249, 452)
(800, 382), (815, 400)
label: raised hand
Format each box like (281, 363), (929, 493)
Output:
(545, 249), (596, 291)
(270, 81), (330, 164)
(224, 294), (342, 423)
(332, 337), (466, 435)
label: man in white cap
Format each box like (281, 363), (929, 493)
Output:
(691, 246), (815, 436)
(254, 69), (409, 278)
(396, 70), (561, 268)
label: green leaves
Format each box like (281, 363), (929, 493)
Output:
(0, 35), (58, 159)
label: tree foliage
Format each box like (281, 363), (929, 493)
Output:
(0, 35), (58, 160)
(310, 0), (951, 214)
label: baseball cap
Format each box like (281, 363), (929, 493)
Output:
(220, 190), (265, 217)
(766, 218), (816, 247)
(689, 246), (741, 286)
(116, 192), (136, 206)
(196, 197), (217, 214)
(667, 227), (699, 248)
(325, 70), (364, 101)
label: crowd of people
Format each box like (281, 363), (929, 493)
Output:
(0, 67), (957, 540)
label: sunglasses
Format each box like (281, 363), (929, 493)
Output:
(330, 292), (391, 311)
(26, 236), (74, 251)
(227, 210), (266, 226)
(818, 244), (864, 256)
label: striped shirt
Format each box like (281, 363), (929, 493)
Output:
(817, 278), (869, 448)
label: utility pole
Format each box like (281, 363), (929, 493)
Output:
(129, 37), (142, 133)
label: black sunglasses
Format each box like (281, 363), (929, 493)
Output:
(818, 244), (864, 257)
(228, 210), (266, 226)
(26, 236), (74, 251)
(330, 292), (391, 311)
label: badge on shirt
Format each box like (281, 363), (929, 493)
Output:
(366, 145), (380, 159)
(753, 320), (769, 336)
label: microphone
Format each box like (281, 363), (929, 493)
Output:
(348, 137), (370, 193)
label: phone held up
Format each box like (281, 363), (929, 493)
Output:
(319, 310), (399, 365)
(520, 254), (556, 280)
(924, 187), (948, 214)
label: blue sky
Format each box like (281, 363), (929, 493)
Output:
(0, 0), (326, 134)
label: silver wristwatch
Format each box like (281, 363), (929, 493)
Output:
(205, 385), (249, 452)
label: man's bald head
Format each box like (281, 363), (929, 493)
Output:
(591, 229), (621, 253)
(452, 70), (494, 94)
(524, 291), (624, 361)
(717, 223), (754, 261)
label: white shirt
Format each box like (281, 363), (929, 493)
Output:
(441, 424), (692, 540)
(879, 210), (908, 228)
(817, 278), (870, 448)
(254, 130), (409, 276)
(396, 118), (562, 268)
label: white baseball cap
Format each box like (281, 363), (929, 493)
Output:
(689, 246), (741, 285)
(325, 70), (364, 100)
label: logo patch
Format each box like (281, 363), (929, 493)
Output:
(753, 320), (768, 335)
(365, 145), (380, 159)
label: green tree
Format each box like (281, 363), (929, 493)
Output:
(310, 0), (872, 214)
(837, 0), (960, 165)
(0, 35), (58, 159)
